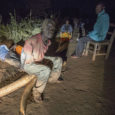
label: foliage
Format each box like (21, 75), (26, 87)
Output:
(0, 12), (42, 43)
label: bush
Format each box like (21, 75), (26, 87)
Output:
(0, 12), (42, 43)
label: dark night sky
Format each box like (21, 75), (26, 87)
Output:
(0, 0), (115, 22)
(52, 0), (96, 14)
(52, 0), (115, 19)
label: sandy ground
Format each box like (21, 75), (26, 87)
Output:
(0, 42), (115, 115)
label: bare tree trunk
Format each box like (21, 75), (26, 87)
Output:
(19, 76), (37, 115)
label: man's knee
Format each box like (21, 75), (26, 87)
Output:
(43, 66), (51, 76)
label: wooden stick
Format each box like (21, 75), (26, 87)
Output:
(56, 42), (69, 53)
(0, 75), (36, 98)
(19, 76), (37, 115)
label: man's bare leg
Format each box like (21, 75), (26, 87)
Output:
(32, 80), (47, 103)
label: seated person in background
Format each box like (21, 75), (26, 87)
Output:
(60, 19), (73, 38)
(71, 1), (109, 58)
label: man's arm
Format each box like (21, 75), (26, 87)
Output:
(23, 38), (35, 64)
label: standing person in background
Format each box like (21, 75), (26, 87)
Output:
(66, 18), (80, 58)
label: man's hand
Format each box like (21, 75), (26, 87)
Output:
(25, 54), (34, 64)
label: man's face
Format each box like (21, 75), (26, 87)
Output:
(43, 22), (55, 39)
(96, 4), (104, 14)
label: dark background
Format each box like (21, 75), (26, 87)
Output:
(0, 0), (115, 23)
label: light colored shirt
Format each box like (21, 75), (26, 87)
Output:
(60, 24), (73, 33)
(23, 34), (50, 64)
(88, 10), (109, 41)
